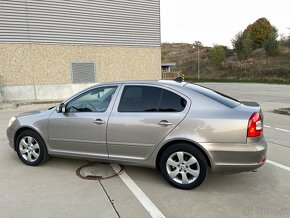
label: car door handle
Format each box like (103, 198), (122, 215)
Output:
(93, 119), (105, 125)
(158, 120), (172, 126)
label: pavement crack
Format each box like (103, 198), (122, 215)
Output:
(99, 180), (121, 218)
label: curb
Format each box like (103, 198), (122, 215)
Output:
(0, 103), (18, 110)
(273, 108), (290, 116)
(0, 100), (61, 110)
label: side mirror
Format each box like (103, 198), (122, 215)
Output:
(56, 103), (66, 113)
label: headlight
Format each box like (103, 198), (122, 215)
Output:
(8, 116), (16, 128)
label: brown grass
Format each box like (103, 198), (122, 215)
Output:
(162, 43), (290, 84)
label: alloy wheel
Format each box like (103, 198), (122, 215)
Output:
(19, 136), (40, 163)
(166, 151), (200, 184)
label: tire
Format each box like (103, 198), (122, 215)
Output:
(159, 143), (207, 190)
(16, 130), (49, 166)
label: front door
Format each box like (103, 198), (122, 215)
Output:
(107, 85), (190, 161)
(48, 85), (118, 159)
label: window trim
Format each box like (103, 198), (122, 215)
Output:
(117, 84), (188, 113)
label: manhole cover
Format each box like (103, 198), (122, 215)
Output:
(76, 162), (123, 180)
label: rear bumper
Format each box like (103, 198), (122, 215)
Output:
(201, 140), (267, 173)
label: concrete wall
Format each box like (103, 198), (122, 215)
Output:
(0, 77), (3, 102)
(0, 43), (161, 101)
(2, 83), (96, 102)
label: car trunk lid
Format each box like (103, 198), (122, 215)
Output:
(240, 101), (263, 120)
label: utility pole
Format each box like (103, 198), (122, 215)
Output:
(193, 41), (202, 81)
(197, 46), (200, 80)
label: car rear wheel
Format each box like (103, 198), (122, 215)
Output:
(16, 130), (49, 166)
(160, 143), (207, 189)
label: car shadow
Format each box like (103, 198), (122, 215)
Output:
(123, 165), (277, 193)
(22, 157), (278, 195)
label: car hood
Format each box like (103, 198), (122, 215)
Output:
(17, 107), (56, 118)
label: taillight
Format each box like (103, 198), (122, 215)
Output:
(247, 112), (263, 137)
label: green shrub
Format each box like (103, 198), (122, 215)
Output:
(263, 33), (280, 56)
(232, 32), (254, 60)
(209, 45), (225, 66)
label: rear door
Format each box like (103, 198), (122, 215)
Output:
(107, 84), (190, 161)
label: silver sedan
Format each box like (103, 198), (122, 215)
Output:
(7, 80), (267, 189)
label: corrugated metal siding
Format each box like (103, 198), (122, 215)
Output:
(71, 62), (96, 83)
(0, 0), (29, 41)
(0, 0), (160, 47)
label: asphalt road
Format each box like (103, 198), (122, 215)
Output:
(0, 83), (289, 218)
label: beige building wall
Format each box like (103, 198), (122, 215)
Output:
(0, 43), (161, 86)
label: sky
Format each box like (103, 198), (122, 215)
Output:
(160, 0), (289, 47)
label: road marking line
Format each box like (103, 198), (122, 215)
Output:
(111, 164), (166, 218)
(264, 125), (290, 133)
(274, 128), (290, 133)
(267, 160), (290, 172)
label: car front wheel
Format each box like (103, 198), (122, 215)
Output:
(160, 143), (207, 189)
(16, 130), (49, 166)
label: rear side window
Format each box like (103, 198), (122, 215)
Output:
(118, 86), (187, 112)
(185, 84), (240, 108)
(159, 90), (187, 112)
(118, 86), (161, 112)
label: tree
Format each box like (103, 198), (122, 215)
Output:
(209, 45), (225, 66)
(263, 33), (280, 56)
(241, 33), (254, 58)
(232, 31), (254, 60)
(246, 17), (277, 48)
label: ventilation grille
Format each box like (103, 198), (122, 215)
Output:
(71, 62), (95, 83)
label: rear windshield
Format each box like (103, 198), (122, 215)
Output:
(185, 84), (241, 108)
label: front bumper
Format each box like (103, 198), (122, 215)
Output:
(6, 126), (16, 150)
(201, 139), (267, 173)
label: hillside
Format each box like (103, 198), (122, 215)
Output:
(161, 42), (290, 84)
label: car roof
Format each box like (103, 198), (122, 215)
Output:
(87, 80), (212, 97)
(93, 80), (188, 89)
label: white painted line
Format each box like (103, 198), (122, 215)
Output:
(264, 125), (290, 133)
(111, 164), (166, 218)
(274, 128), (290, 133)
(267, 160), (290, 172)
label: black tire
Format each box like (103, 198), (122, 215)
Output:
(15, 130), (49, 166)
(159, 143), (207, 190)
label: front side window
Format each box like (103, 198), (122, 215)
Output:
(118, 85), (187, 112)
(66, 86), (117, 113)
